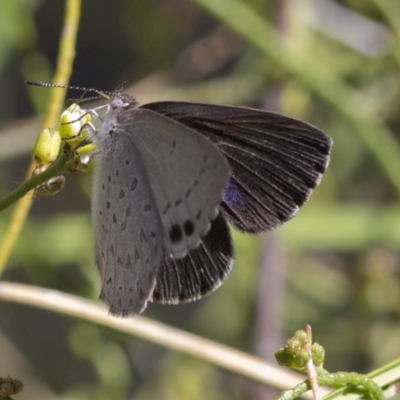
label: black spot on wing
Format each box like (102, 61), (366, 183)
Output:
(169, 224), (183, 244)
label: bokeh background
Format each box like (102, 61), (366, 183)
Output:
(1, 0), (400, 399)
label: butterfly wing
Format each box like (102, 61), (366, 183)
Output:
(153, 213), (233, 303)
(116, 108), (230, 259)
(141, 101), (332, 233)
(92, 134), (164, 316)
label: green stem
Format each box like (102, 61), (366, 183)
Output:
(0, 0), (81, 276)
(278, 371), (385, 400)
(0, 149), (70, 212)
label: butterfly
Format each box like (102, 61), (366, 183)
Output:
(27, 81), (332, 316)
(91, 95), (332, 316)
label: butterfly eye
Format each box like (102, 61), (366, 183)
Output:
(111, 98), (125, 109)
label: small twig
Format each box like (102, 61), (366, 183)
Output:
(304, 325), (321, 400)
(0, 281), (322, 396)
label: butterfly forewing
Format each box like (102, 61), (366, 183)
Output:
(92, 134), (163, 315)
(141, 101), (332, 233)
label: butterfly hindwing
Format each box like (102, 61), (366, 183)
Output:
(153, 213), (233, 303)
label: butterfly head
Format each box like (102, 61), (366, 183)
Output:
(110, 93), (138, 112)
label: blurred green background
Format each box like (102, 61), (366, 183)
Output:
(1, 0), (400, 399)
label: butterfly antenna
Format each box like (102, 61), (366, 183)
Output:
(25, 80), (113, 98)
(66, 95), (104, 105)
(115, 81), (126, 92)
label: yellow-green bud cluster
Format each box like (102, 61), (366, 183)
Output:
(32, 103), (97, 197)
(274, 330), (325, 371)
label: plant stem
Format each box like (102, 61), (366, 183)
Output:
(0, 0), (81, 276)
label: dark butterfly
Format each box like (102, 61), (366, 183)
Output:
(26, 81), (332, 316)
